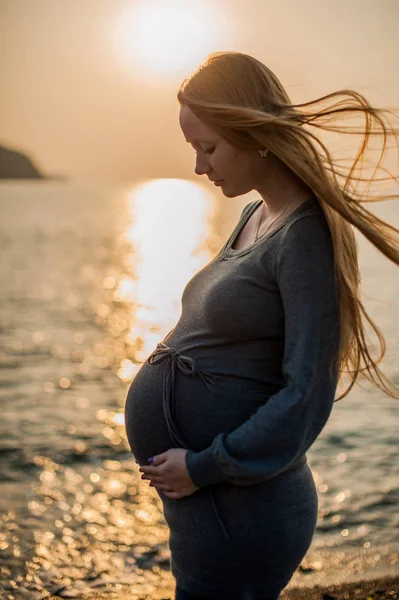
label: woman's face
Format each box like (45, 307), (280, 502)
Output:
(179, 104), (266, 197)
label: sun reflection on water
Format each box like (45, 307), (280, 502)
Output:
(120, 178), (215, 366)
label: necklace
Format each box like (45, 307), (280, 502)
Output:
(254, 190), (304, 242)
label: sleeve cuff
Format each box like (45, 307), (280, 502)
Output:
(185, 444), (225, 488)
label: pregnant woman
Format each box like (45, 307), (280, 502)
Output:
(125, 52), (399, 600)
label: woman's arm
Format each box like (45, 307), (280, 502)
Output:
(185, 214), (341, 487)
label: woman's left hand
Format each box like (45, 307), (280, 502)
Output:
(139, 448), (200, 499)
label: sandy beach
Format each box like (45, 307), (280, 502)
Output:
(68, 582), (399, 600)
(27, 544), (396, 600)
(46, 574), (399, 600)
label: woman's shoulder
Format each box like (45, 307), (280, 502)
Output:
(281, 197), (329, 238)
(238, 199), (258, 221)
(274, 199), (334, 272)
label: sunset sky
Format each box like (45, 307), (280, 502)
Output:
(0, 0), (398, 183)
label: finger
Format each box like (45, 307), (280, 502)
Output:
(151, 483), (175, 492)
(139, 466), (159, 475)
(144, 476), (165, 484)
(149, 478), (171, 488)
(140, 462), (168, 475)
(149, 452), (169, 466)
(140, 473), (156, 480)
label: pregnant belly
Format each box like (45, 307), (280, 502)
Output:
(124, 358), (269, 466)
(124, 360), (173, 466)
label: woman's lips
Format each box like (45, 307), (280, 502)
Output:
(213, 180), (224, 185)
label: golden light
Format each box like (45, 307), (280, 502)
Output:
(112, 0), (231, 80)
(118, 177), (215, 364)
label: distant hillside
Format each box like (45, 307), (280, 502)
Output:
(0, 144), (44, 179)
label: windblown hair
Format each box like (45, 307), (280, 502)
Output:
(177, 51), (399, 401)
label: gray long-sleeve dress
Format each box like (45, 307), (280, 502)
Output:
(124, 196), (341, 599)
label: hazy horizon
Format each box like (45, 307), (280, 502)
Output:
(1, 0), (398, 183)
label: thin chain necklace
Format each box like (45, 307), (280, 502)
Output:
(254, 190), (304, 242)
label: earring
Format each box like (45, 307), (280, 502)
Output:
(258, 149), (269, 158)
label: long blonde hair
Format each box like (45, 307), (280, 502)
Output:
(177, 51), (399, 402)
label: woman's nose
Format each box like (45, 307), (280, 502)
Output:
(195, 156), (210, 176)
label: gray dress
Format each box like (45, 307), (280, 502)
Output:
(124, 196), (340, 599)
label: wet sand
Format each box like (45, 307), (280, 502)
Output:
(36, 544), (398, 600)
(46, 575), (399, 600)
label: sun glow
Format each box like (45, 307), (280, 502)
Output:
(119, 178), (216, 362)
(112, 0), (231, 80)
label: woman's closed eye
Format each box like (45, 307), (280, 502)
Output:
(193, 146), (215, 155)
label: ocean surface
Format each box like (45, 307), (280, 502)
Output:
(0, 180), (398, 599)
